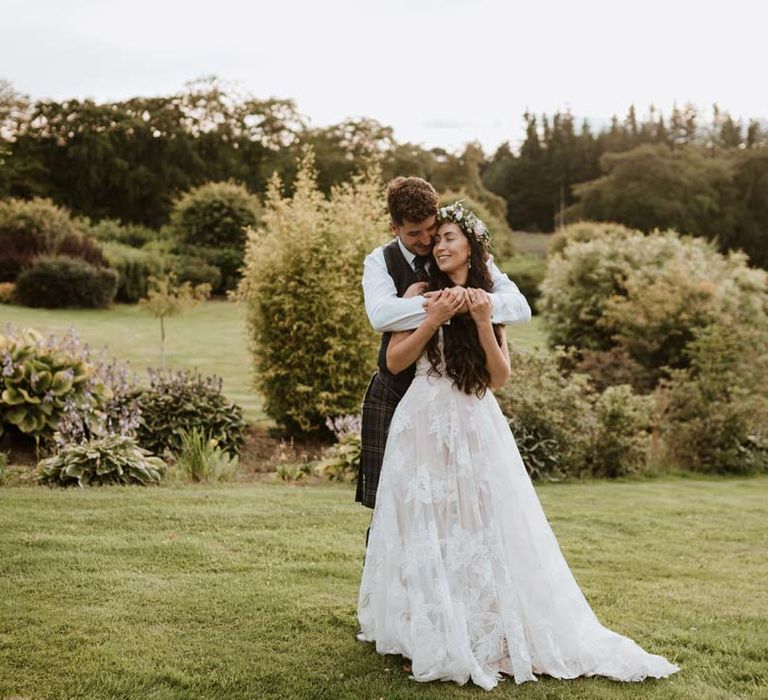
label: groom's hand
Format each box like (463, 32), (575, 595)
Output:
(403, 281), (428, 299)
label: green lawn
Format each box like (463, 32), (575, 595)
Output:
(512, 231), (554, 259)
(1, 475), (766, 699)
(0, 301), (264, 423)
(0, 302), (549, 424)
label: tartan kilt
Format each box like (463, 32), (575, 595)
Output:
(355, 371), (407, 509)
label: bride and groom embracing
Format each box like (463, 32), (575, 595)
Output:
(353, 176), (680, 690)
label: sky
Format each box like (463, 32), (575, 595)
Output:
(2, 0), (766, 153)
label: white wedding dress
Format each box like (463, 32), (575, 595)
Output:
(357, 330), (680, 690)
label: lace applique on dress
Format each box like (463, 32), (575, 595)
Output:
(358, 320), (680, 691)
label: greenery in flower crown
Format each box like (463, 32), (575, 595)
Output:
(436, 200), (492, 250)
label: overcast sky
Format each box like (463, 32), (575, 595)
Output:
(2, 0), (766, 153)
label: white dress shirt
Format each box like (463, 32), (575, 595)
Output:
(363, 238), (532, 333)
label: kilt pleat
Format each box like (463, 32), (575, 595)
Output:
(355, 371), (406, 509)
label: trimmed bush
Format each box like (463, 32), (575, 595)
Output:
(129, 369), (246, 458)
(87, 218), (160, 248)
(35, 434), (165, 487)
(0, 282), (14, 303)
(171, 181), (261, 249)
(55, 232), (108, 267)
(236, 149), (386, 436)
(176, 244), (244, 294)
(101, 241), (164, 302)
(15, 255), (118, 308)
(168, 253), (221, 290)
(0, 197), (82, 281)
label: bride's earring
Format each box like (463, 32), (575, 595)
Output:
(466, 257), (472, 269)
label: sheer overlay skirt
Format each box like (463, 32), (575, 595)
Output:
(357, 372), (680, 690)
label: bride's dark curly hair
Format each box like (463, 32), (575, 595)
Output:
(425, 228), (503, 398)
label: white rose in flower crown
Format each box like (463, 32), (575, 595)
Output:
(455, 208), (463, 221)
(474, 220), (486, 237)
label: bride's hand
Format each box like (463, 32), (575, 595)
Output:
(466, 288), (492, 325)
(425, 289), (464, 329)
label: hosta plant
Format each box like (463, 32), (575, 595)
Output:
(1, 326), (141, 451)
(315, 414), (361, 482)
(0, 327), (107, 441)
(35, 434), (165, 487)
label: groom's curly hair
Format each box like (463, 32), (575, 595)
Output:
(386, 177), (438, 225)
(425, 226), (504, 398)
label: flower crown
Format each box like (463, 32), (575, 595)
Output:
(436, 200), (491, 250)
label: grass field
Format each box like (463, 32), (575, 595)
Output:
(1, 475), (766, 699)
(512, 231), (554, 259)
(0, 301), (549, 425)
(0, 300), (265, 424)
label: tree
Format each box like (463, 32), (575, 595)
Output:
(236, 147), (387, 436)
(139, 272), (211, 367)
(566, 144), (730, 237)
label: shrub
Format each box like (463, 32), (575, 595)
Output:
(101, 241), (164, 302)
(497, 347), (655, 480)
(539, 222), (650, 351)
(567, 346), (649, 393)
(55, 232), (108, 267)
(591, 385), (652, 477)
(655, 319), (768, 474)
(173, 427), (239, 482)
(539, 223), (768, 390)
(0, 327), (116, 445)
(548, 221), (636, 255)
(0, 328), (100, 440)
(602, 245), (768, 388)
(171, 180), (261, 249)
(0, 282), (14, 303)
(176, 244), (243, 294)
(15, 255), (118, 308)
(87, 218), (160, 248)
(499, 254), (547, 311)
(167, 253), (221, 290)
(236, 149), (387, 435)
(316, 415), (361, 482)
(0, 197), (82, 281)
(129, 369), (246, 458)
(497, 348), (596, 480)
(35, 434), (165, 487)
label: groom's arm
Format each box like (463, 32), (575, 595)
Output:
(363, 248), (427, 332)
(487, 254), (532, 324)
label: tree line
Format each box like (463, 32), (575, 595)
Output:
(1, 77), (766, 267)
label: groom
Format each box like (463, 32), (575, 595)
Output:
(357, 176), (532, 539)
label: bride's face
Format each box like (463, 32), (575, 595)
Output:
(432, 222), (470, 275)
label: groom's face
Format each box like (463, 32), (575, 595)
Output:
(391, 215), (437, 257)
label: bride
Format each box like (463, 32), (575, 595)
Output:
(356, 202), (680, 691)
